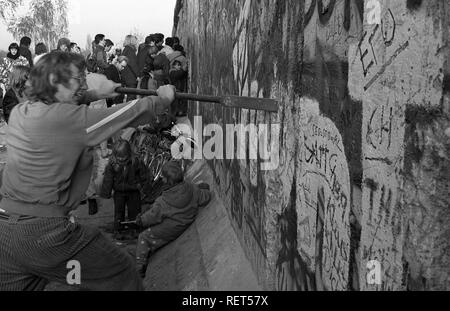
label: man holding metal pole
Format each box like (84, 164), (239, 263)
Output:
(0, 51), (175, 291)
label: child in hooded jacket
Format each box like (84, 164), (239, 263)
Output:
(100, 139), (149, 236)
(134, 161), (211, 277)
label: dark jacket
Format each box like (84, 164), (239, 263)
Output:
(93, 45), (108, 73)
(100, 157), (149, 198)
(104, 65), (124, 106)
(141, 55), (154, 78)
(104, 65), (121, 84)
(19, 46), (33, 68)
(169, 69), (188, 92)
(152, 53), (170, 85)
(2, 88), (19, 123)
(140, 182), (212, 241)
(137, 45), (151, 78)
(121, 45), (139, 87)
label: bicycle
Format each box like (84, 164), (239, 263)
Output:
(161, 123), (199, 173)
(148, 151), (173, 182)
(127, 120), (199, 204)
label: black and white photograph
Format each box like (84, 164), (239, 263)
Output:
(0, 0), (449, 296)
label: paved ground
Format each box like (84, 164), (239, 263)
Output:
(144, 160), (261, 291)
(0, 121), (261, 291)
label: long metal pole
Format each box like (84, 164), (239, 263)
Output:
(115, 87), (279, 113)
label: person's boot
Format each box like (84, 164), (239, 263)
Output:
(88, 199), (98, 215)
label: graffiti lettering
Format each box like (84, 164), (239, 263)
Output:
(364, 180), (394, 229)
(295, 102), (352, 291)
(310, 124), (342, 149)
(366, 105), (393, 151)
(358, 26), (379, 78)
(276, 182), (326, 291)
(381, 9), (395, 46)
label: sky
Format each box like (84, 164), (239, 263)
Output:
(0, 0), (178, 51)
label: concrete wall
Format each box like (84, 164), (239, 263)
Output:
(173, 0), (450, 290)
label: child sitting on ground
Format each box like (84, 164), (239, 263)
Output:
(100, 139), (149, 238)
(134, 161), (212, 277)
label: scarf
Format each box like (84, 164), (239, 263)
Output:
(7, 51), (20, 60)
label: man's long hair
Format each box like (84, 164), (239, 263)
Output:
(27, 51), (86, 104)
(9, 65), (30, 98)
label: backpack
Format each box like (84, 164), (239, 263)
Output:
(86, 53), (98, 73)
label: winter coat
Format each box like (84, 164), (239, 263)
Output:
(141, 55), (154, 78)
(169, 69), (188, 92)
(93, 45), (108, 73)
(167, 51), (188, 72)
(100, 157), (149, 198)
(137, 44), (151, 77)
(19, 46), (33, 67)
(2, 88), (24, 123)
(0, 56), (29, 89)
(139, 181), (212, 241)
(121, 45), (139, 88)
(151, 53), (170, 85)
(104, 65), (124, 106)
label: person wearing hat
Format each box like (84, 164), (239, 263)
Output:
(0, 43), (30, 93)
(134, 161), (212, 277)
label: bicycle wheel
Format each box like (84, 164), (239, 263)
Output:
(149, 152), (173, 181)
(148, 154), (162, 181)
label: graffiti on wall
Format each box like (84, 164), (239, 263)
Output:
(302, 0), (364, 186)
(232, 0), (254, 97)
(351, 2), (410, 290)
(245, 167), (268, 258)
(360, 93), (406, 290)
(356, 3), (409, 92)
(275, 98), (352, 291)
(276, 174), (322, 291)
(298, 98), (351, 291)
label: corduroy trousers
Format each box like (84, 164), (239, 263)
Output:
(0, 214), (143, 291)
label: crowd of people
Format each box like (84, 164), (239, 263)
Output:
(0, 32), (211, 290)
(0, 33), (189, 122)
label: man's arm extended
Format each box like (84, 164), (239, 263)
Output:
(78, 73), (122, 105)
(82, 85), (175, 147)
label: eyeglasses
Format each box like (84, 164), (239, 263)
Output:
(71, 75), (86, 84)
